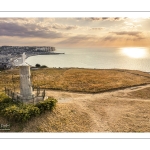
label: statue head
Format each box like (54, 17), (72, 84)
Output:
(21, 52), (27, 66)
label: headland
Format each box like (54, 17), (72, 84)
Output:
(0, 46), (64, 69)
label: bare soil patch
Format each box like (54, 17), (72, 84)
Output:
(44, 84), (150, 132)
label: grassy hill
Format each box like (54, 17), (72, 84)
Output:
(1, 67), (150, 93)
(1, 68), (150, 132)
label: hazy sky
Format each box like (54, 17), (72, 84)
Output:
(0, 17), (150, 48)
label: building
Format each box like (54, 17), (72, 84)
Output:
(0, 62), (12, 70)
(0, 63), (7, 70)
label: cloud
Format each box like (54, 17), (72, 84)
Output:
(110, 31), (143, 38)
(57, 35), (98, 45)
(102, 36), (118, 41)
(90, 27), (105, 30)
(0, 18), (55, 25)
(108, 31), (146, 42)
(88, 17), (109, 21)
(50, 23), (79, 30)
(102, 31), (146, 42)
(88, 17), (126, 21)
(0, 18), (149, 47)
(0, 22), (65, 38)
(124, 21), (142, 29)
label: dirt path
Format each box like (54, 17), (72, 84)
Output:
(46, 84), (150, 132)
(46, 84), (150, 103)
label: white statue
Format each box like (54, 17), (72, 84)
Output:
(22, 52), (26, 65)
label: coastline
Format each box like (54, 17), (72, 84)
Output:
(14, 52), (65, 66)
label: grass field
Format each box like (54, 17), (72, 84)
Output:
(1, 68), (150, 93)
(0, 103), (92, 132)
(127, 87), (150, 99)
(1, 68), (150, 132)
(1, 90), (150, 132)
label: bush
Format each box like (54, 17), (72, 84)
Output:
(35, 97), (57, 113)
(2, 104), (40, 122)
(0, 94), (17, 112)
(40, 65), (48, 68)
(35, 64), (41, 68)
(0, 93), (11, 102)
(0, 94), (57, 123)
(0, 94), (40, 122)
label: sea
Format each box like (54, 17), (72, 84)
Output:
(26, 47), (150, 72)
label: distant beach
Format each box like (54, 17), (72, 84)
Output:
(14, 52), (65, 66)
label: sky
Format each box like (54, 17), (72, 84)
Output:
(0, 17), (150, 48)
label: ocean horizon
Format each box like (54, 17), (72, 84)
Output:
(26, 47), (150, 72)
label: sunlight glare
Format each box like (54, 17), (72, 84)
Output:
(121, 47), (147, 58)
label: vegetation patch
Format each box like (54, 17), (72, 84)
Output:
(0, 94), (57, 123)
(35, 64), (48, 68)
(21, 103), (93, 132)
(35, 98), (57, 113)
(1, 68), (150, 93)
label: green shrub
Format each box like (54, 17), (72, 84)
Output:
(2, 105), (23, 122)
(40, 65), (47, 68)
(21, 104), (40, 117)
(2, 104), (40, 122)
(0, 94), (57, 123)
(35, 64), (41, 68)
(0, 93), (11, 102)
(35, 98), (57, 113)
(0, 94), (15, 112)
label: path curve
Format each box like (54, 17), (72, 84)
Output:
(46, 84), (150, 132)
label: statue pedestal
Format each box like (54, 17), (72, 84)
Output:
(20, 65), (33, 103)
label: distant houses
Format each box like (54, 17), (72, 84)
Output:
(0, 62), (11, 70)
(0, 46), (56, 56)
(0, 46), (56, 69)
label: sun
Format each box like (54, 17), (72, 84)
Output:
(121, 47), (147, 58)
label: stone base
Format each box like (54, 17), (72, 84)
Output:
(20, 95), (48, 105)
(20, 94), (34, 104)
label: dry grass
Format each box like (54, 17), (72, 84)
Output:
(23, 103), (92, 132)
(1, 68), (150, 132)
(127, 87), (150, 99)
(0, 68), (20, 92)
(54, 69), (150, 93)
(0, 103), (92, 132)
(1, 97), (150, 132)
(1, 68), (150, 93)
(86, 98), (150, 132)
(119, 69), (150, 78)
